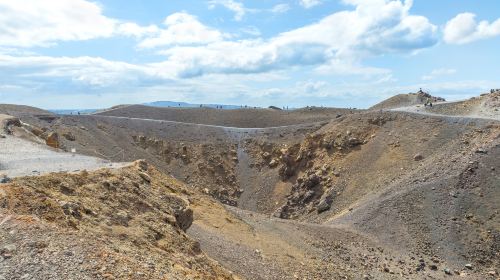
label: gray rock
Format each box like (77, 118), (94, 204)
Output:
(303, 190), (315, 201)
(113, 211), (131, 226)
(0, 176), (11, 184)
(465, 263), (473, 270)
(138, 172), (151, 183)
(62, 132), (76, 141)
(262, 152), (271, 160)
(317, 199), (332, 213)
(60, 201), (82, 219)
(305, 174), (320, 188)
(413, 154), (424, 161)
(347, 137), (362, 146)
(1, 244), (16, 253)
(317, 190), (335, 213)
(173, 207), (193, 231)
(137, 160), (149, 171)
(444, 268), (451, 275)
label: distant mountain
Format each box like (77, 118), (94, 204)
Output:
(143, 101), (249, 110)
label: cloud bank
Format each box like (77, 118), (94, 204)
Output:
(444, 13), (500, 44)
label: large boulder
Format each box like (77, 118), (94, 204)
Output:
(317, 190), (335, 213)
(304, 174), (321, 188)
(173, 206), (193, 231)
(0, 114), (21, 134)
(45, 132), (60, 149)
(62, 131), (76, 141)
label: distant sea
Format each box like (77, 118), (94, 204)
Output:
(49, 109), (98, 115)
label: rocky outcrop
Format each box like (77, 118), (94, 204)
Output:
(62, 131), (76, 141)
(0, 161), (235, 279)
(173, 206), (193, 231)
(0, 114), (21, 134)
(45, 132), (60, 149)
(274, 168), (340, 219)
(132, 135), (241, 206)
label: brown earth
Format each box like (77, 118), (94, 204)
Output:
(370, 91), (445, 110)
(425, 91), (500, 120)
(96, 104), (354, 128)
(1, 93), (499, 280)
(0, 161), (236, 280)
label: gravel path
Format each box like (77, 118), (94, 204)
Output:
(92, 114), (327, 132)
(0, 135), (126, 178)
(390, 101), (500, 121)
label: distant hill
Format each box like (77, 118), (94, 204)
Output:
(370, 91), (445, 110)
(0, 104), (55, 117)
(144, 101), (245, 110)
(48, 102), (253, 115)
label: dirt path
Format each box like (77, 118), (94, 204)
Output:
(0, 135), (126, 178)
(92, 114), (328, 131)
(389, 101), (500, 121)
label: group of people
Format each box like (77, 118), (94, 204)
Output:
(418, 88), (433, 107)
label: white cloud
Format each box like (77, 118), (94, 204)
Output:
(297, 80), (329, 94)
(149, 1), (437, 78)
(0, 1), (438, 81)
(271, 4), (291, 14)
(138, 13), (225, 48)
(0, 0), (167, 47)
(444, 13), (500, 44)
(0, 0), (117, 47)
(117, 23), (160, 38)
(300, 0), (322, 9)
(240, 26), (261, 37)
(316, 59), (391, 76)
(0, 54), (160, 87)
(208, 0), (248, 21)
(421, 68), (457, 81)
(0, 51), (493, 109)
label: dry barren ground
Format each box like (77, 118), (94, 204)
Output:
(1, 92), (499, 279)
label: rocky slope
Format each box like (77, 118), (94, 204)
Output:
(1, 93), (498, 279)
(0, 161), (236, 280)
(95, 104), (354, 128)
(425, 91), (500, 120)
(370, 91), (445, 110)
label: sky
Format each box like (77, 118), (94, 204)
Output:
(0, 0), (499, 109)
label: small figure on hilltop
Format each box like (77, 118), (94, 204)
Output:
(425, 97), (432, 107)
(419, 88), (434, 107)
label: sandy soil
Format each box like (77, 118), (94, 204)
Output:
(96, 105), (355, 128)
(0, 135), (125, 178)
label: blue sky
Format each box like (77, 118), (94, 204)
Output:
(0, 0), (499, 109)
